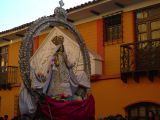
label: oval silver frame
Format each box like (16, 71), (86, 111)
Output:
(19, 16), (91, 95)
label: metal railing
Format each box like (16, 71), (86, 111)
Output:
(0, 66), (18, 88)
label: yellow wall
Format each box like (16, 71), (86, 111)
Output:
(104, 44), (120, 76)
(0, 87), (19, 119)
(123, 11), (135, 43)
(38, 33), (48, 45)
(92, 77), (160, 118)
(76, 20), (98, 53)
(8, 41), (21, 66)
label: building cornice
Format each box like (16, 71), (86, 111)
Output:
(0, 0), (159, 41)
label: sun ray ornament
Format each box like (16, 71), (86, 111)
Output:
(19, 0), (95, 120)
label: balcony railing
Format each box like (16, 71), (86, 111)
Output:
(120, 39), (160, 82)
(0, 66), (18, 89)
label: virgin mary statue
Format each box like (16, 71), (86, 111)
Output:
(41, 35), (90, 97)
(19, 35), (94, 120)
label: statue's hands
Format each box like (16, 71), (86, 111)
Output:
(70, 63), (75, 68)
(36, 73), (46, 83)
(67, 62), (76, 69)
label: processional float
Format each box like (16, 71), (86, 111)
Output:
(19, 1), (95, 120)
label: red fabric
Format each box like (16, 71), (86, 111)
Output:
(38, 95), (95, 120)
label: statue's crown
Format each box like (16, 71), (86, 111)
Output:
(52, 36), (64, 45)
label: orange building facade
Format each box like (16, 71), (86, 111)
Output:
(0, 0), (160, 119)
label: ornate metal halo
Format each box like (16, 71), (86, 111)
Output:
(19, 6), (91, 96)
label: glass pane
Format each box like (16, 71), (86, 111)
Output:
(143, 11), (148, 18)
(112, 27), (116, 39)
(131, 108), (138, 117)
(138, 24), (147, 32)
(1, 58), (5, 66)
(113, 25), (121, 40)
(0, 46), (8, 67)
(152, 30), (160, 39)
(105, 14), (121, 26)
(148, 106), (156, 113)
(151, 20), (160, 30)
(137, 12), (141, 19)
(107, 26), (121, 41)
(138, 33), (148, 48)
(137, 11), (148, 19)
(139, 107), (146, 117)
(149, 7), (160, 18)
(157, 108), (160, 116)
(138, 33), (147, 41)
(107, 27), (112, 41)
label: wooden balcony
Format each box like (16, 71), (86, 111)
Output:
(0, 66), (18, 89)
(120, 39), (160, 83)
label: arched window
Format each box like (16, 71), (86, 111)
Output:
(125, 102), (160, 120)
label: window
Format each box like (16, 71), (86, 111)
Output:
(151, 20), (160, 39)
(0, 46), (8, 72)
(104, 14), (122, 43)
(126, 102), (160, 120)
(136, 4), (160, 42)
